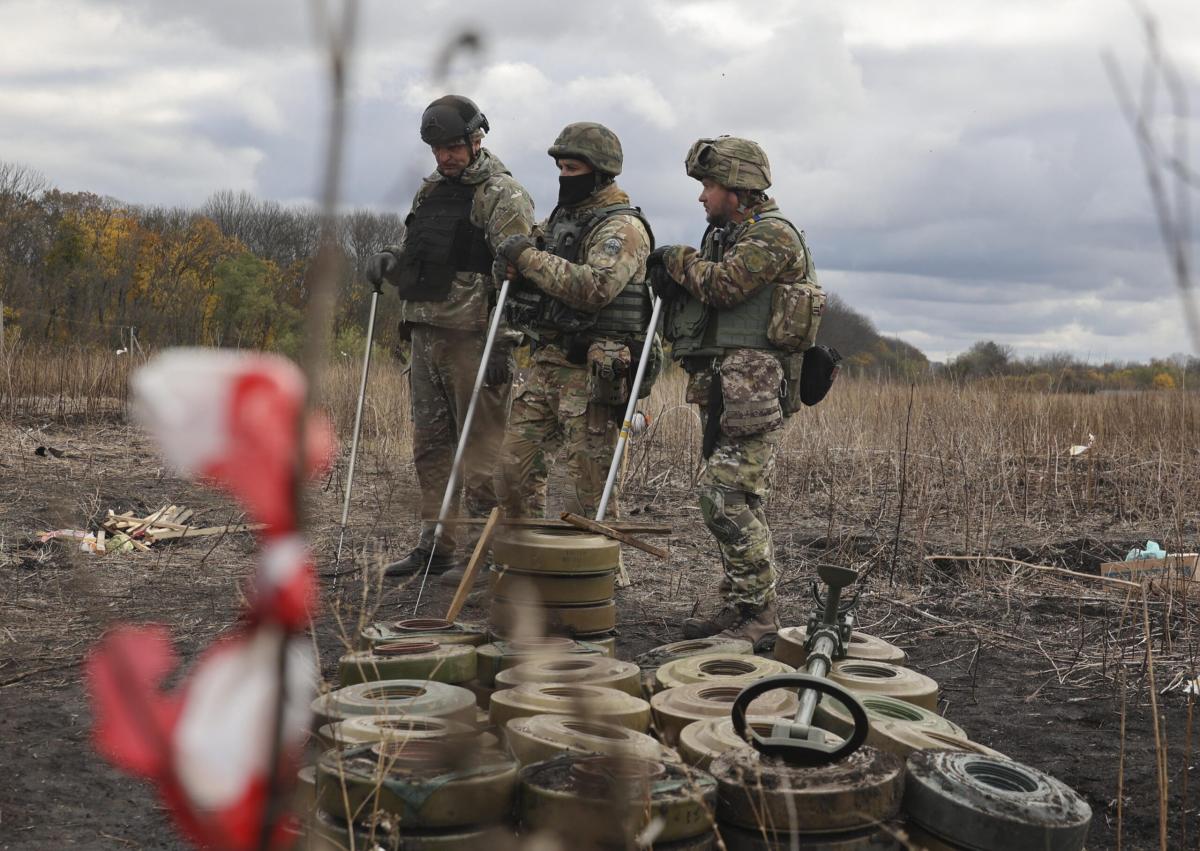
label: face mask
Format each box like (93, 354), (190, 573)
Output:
(558, 172), (597, 206)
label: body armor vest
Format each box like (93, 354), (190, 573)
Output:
(394, 180), (493, 302)
(507, 203), (655, 347)
(666, 212), (808, 358)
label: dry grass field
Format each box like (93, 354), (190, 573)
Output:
(2, 344), (1198, 849)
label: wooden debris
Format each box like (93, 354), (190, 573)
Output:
(446, 507), (501, 623)
(560, 512), (669, 561)
(97, 505), (265, 549)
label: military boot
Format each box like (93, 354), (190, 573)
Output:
(383, 547), (459, 577)
(681, 606), (743, 640)
(437, 558), (491, 590)
(718, 601), (780, 653)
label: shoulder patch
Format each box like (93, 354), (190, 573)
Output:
(602, 237), (623, 256)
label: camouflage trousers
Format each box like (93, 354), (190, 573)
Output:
(698, 420), (780, 609)
(409, 325), (511, 555)
(497, 358), (619, 518)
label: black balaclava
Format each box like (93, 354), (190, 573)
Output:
(558, 172), (599, 206)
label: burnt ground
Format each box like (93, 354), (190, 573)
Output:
(0, 419), (1192, 850)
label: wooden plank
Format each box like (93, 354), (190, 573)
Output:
(1100, 554), (1199, 583)
(152, 523), (267, 541)
(127, 506), (171, 537)
(560, 512), (669, 560)
(445, 507), (501, 623)
(423, 516), (671, 535)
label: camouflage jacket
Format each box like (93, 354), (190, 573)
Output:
(390, 149), (535, 331)
(662, 198), (809, 403)
(516, 182), (651, 366)
(661, 198), (807, 311)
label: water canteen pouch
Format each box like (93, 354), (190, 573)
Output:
(587, 340), (631, 406)
(768, 282), (826, 352)
(799, 344), (842, 407)
(761, 218), (824, 352)
(718, 349), (784, 438)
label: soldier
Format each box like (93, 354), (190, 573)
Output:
(647, 136), (822, 649)
(492, 122), (654, 521)
(367, 95), (535, 585)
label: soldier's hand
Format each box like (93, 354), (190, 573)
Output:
(647, 246), (681, 301)
(367, 251), (399, 289)
(484, 342), (513, 388)
(497, 234), (535, 264)
(491, 254), (518, 287)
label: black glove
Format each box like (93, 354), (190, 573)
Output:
(491, 253), (511, 288)
(646, 246), (680, 301)
(366, 250), (399, 289)
(497, 234), (535, 265)
(484, 343), (513, 388)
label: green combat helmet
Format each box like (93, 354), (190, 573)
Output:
(685, 136), (771, 190)
(547, 122), (623, 176)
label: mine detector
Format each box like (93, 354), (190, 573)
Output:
(730, 563), (870, 763)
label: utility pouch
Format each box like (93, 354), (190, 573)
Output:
(564, 334), (591, 366)
(664, 296), (709, 344)
(505, 282), (543, 331)
(800, 345), (842, 406)
(633, 334), (664, 399)
(718, 349), (784, 438)
(767, 283), (826, 352)
(779, 352), (804, 416)
(587, 340), (631, 406)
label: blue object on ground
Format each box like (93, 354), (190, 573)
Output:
(1125, 541), (1166, 561)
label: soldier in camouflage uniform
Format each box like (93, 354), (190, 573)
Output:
(492, 122), (653, 520)
(367, 95), (535, 583)
(648, 136), (821, 650)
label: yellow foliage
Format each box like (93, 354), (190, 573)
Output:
(1153, 372), (1177, 390)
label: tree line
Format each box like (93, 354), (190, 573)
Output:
(940, 340), (1197, 392)
(0, 160), (926, 375)
(3, 159), (1180, 392)
(0, 161), (404, 357)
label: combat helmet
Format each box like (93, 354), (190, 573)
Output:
(420, 95), (489, 146)
(547, 122), (623, 176)
(685, 136), (771, 190)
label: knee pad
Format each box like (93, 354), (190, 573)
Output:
(699, 487), (752, 541)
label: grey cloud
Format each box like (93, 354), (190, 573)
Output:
(9, 0), (1200, 361)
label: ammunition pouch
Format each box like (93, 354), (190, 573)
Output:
(587, 340), (631, 406)
(718, 349), (784, 438)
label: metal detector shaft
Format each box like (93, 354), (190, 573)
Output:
(789, 565), (856, 733)
(334, 286), (380, 567)
(413, 278), (511, 612)
(595, 295), (662, 523)
(795, 633), (837, 729)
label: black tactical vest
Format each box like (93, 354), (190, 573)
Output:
(393, 180), (493, 302)
(507, 203), (655, 345)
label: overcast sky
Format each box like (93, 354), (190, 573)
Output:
(3, 0), (1200, 362)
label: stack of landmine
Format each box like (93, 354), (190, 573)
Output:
(300, 618), (1090, 849)
(487, 528), (620, 651)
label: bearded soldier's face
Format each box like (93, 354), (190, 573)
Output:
(699, 177), (739, 225)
